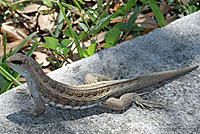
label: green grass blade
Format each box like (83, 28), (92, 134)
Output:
(0, 81), (12, 94)
(126, 0), (137, 12)
(127, 7), (140, 29)
(97, 0), (102, 12)
(61, 2), (79, 11)
(0, 66), (21, 86)
(46, 56), (58, 68)
(72, 0), (82, 11)
(148, 0), (167, 27)
(90, 14), (113, 34)
(26, 41), (38, 56)
(55, 10), (64, 38)
(0, 33), (7, 63)
(3, 33), (6, 58)
(77, 0), (85, 5)
(58, 2), (83, 59)
(0, 71), (20, 94)
(10, 32), (37, 56)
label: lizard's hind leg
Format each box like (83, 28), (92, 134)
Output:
(85, 74), (163, 110)
(85, 73), (113, 84)
(101, 93), (163, 110)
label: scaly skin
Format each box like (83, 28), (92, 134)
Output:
(6, 53), (198, 116)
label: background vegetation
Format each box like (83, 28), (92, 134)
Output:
(0, 0), (199, 94)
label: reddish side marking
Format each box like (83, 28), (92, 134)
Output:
(78, 106), (82, 110)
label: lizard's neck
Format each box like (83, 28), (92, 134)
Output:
(23, 61), (50, 89)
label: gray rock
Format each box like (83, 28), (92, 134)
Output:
(1, 11), (200, 134)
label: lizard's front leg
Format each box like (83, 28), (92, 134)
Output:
(16, 88), (32, 97)
(33, 95), (46, 115)
(101, 93), (163, 110)
(23, 95), (46, 116)
(15, 87), (45, 116)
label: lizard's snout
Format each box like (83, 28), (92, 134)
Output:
(6, 58), (11, 64)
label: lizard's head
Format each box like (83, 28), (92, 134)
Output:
(6, 53), (34, 77)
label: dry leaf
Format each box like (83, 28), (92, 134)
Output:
(136, 14), (158, 28)
(83, 40), (91, 48)
(181, 0), (189, 5)
(42, 68), (52, 74)
(38, 14), (55, 31)
(18, 77), (26, 83)
(124, 35), (132, 41)
(33, 51), (50, 67)
(91, 31), (106, 43)
(166, 13), (177, 24)
(110, 13), (158, 28)
(0, 23), (29, 58)
(140, 28), (156, 35)
(113, 2), (119, 11)
(100, 42), (107, 48)
(146, 5), (170, 17)
(0, 34), (2, 46)
(110, 17), (126, 24)
(0, 39), (28, 58)
(1, 23), (27, 41)
(20, 4), (50, 14)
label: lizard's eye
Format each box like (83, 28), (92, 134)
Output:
(11, 60), (23, 65)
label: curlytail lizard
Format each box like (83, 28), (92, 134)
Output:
(6, 53), (198, 116)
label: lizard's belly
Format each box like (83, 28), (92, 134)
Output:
(47, 101), (101, 110)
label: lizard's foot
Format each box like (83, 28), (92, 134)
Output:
(101, 93), (163, 110)
(85, 73), (112, 84)
(22, 106), (39, 116)
(21, 96), (46, 116)
(16, 88), (31, 97)
(132, 93), (163, 109)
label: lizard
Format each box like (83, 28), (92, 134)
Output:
(6, 53), (199, 116)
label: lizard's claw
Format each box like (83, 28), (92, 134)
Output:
(21, 106), (38, 116)
(16, 88), (31, 98)
(132, 93), (163, 109)
(135, 100), (163, 109)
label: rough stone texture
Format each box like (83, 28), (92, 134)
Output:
(1, 11), (200, 134)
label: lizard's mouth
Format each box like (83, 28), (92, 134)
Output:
(6, 59), (13, 66)
(6, 56), (13, 64)
(6, 59), (12, 66)
(6, 58), (17, 71)
(6, 56), (23, 65)
(6, 59), (10, 64)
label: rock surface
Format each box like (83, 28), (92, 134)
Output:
(1, 11), (200, 134)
